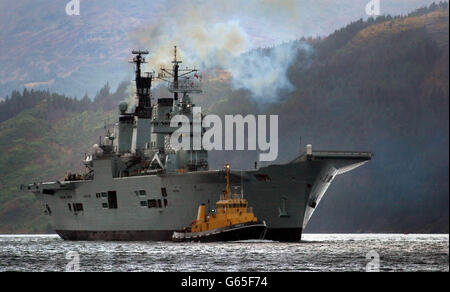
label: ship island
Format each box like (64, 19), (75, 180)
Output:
(21, 47), (372, 242)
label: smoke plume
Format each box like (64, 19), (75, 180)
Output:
(129, 0), (311, 101)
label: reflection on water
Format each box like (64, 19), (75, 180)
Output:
(0, 234), (448, 272)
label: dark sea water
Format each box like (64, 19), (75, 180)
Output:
(0, 234), (447, 272)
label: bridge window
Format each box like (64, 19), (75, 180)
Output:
(161, 188), (168, 197)
(140, 201), (148, 207)
(164, 199), (168, 208)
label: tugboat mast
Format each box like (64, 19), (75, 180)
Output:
(224, 164), (231, 200)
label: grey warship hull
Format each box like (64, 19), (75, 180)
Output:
(22, 49), (372, 242)
(26, 151), (371, 242)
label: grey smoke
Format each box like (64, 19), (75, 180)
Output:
(129, 0), (312, 102)
(226, 41), (312, 100)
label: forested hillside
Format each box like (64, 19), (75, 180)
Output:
(207, 3), (449, 233)
(0, 3), (448, 233)
(0, 83), (127, 232)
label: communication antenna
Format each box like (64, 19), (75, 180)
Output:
(130, 50), (149, 79)
(156, 45), (202, 100)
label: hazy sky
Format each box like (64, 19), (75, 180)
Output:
(0, 0), (443, 98)
(128, 0), (442, 48)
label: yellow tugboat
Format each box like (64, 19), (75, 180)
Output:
(172, 164), (267, 242)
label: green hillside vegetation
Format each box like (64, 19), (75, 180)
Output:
(0, 3), (448, 233)
(0, 83), (127, 233)
(205, 4), (450, 232)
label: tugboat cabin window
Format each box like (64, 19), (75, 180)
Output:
(101, 192), (107, 198)
(107, 191), (118, 209)
(102, 203), (108, 209)
(139, 190), (146, 196)
(164, 199), (168, 208)
(140, 201), (148, 207)
(161, 188), (168, 197)
(157, 199), (162, 208)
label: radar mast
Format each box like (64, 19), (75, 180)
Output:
(157, 46), (202, 103)
(131, 50), (152, 118)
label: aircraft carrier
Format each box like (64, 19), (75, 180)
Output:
(21, 48), (372, 242)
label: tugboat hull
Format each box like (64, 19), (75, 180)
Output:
(172, 221), (267, 242)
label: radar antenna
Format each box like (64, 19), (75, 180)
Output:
(130, 49), (152, 118)
(157, 46), (202, 101)
(130, 50), (149, 80)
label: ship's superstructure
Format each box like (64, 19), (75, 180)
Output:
(21, 48), (372, 242)
(92, 47), (207, 178)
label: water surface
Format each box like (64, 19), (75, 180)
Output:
(0, 233), (447, 272)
